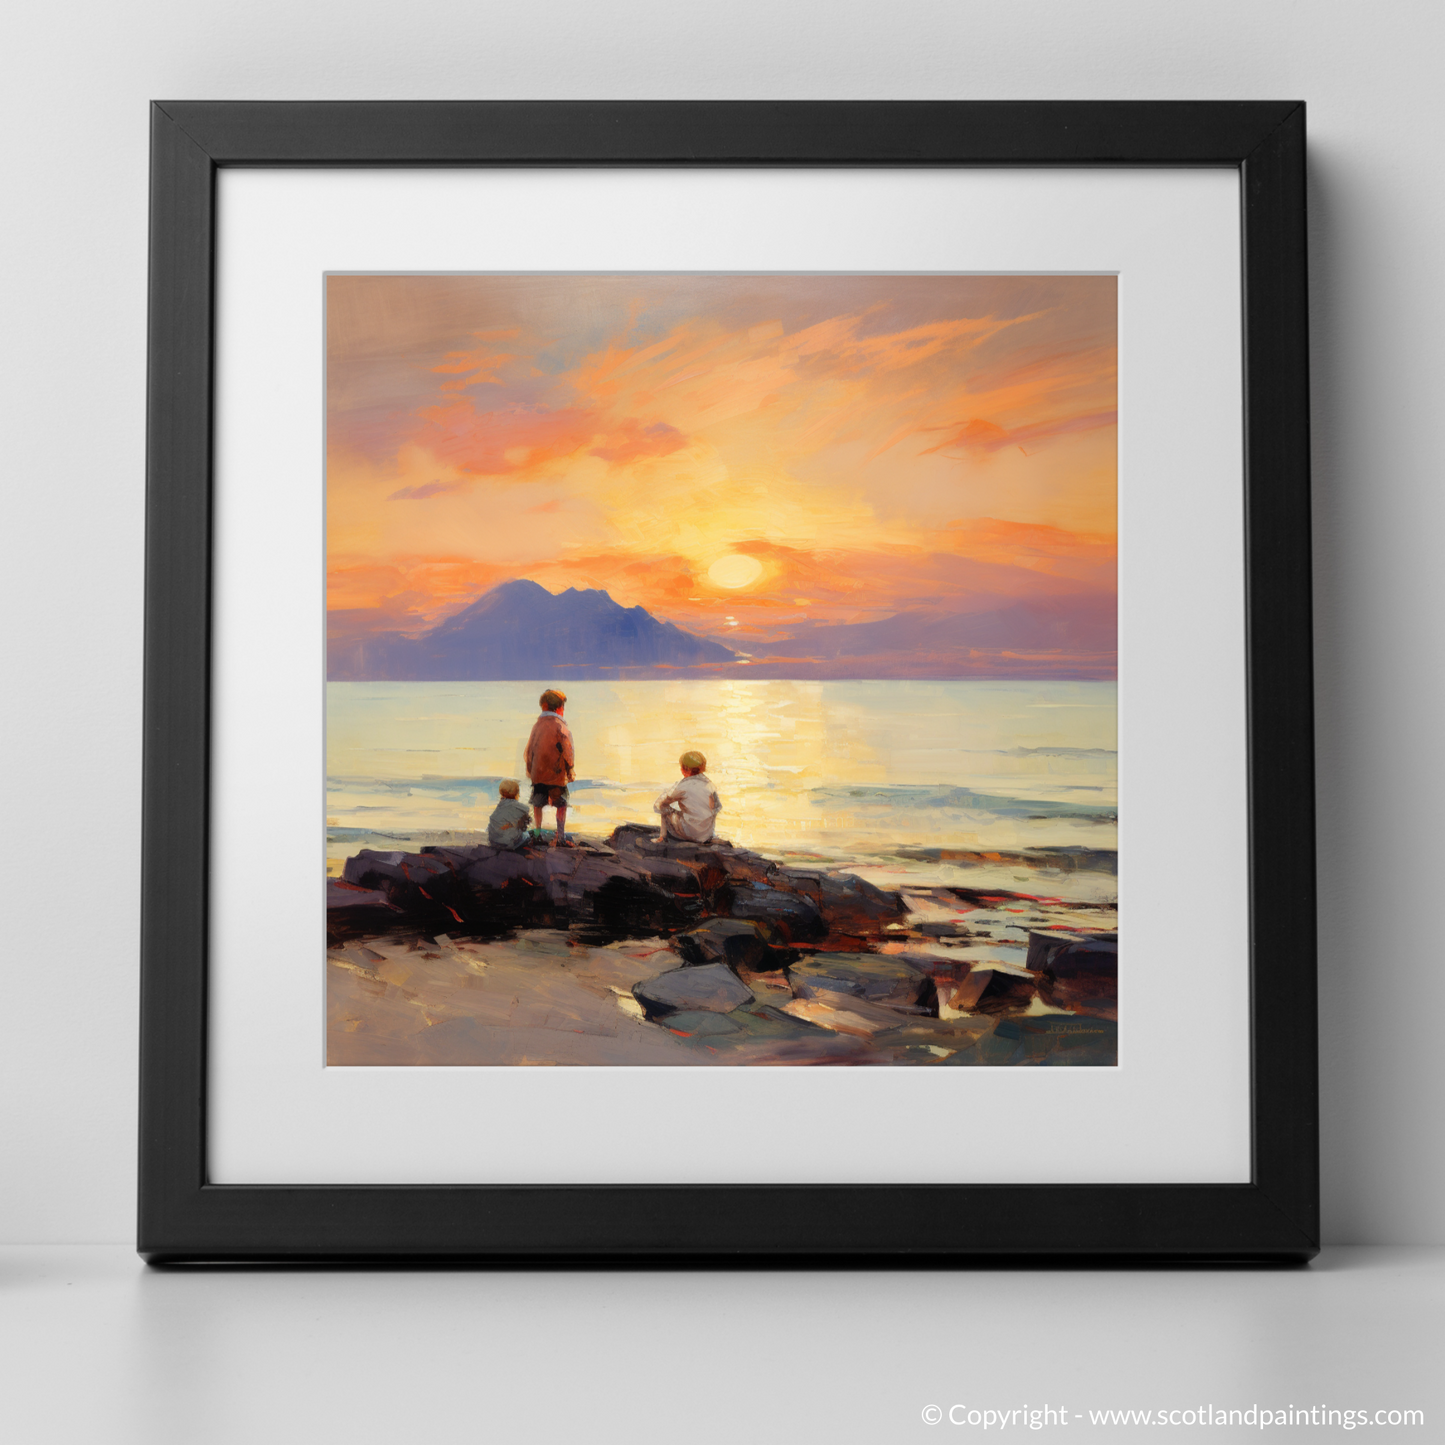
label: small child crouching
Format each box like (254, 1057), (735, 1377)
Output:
(654, 750), (722, 843)
(487, 779), (531, 851)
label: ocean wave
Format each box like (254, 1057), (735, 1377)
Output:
(795, 783), (1115, 819)
(329, 773), (1115, 819)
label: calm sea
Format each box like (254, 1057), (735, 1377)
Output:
(326, 679), (1117, 882)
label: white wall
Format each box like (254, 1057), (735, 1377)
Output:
(1, 0), (1439, 1245)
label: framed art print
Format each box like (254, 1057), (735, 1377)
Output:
(321, 267), (1121, 1070)
(141, 102), (1317, 1261)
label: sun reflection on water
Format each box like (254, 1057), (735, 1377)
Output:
(327, 678), (1116, 867)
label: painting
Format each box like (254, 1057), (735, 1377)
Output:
(325, 273), (1118, 1066)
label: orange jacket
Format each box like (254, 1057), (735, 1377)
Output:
(524, 712), (575, 786)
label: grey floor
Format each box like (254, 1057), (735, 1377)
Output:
(1, 1247), (1439, 1442)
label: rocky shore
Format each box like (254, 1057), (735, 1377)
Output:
(327, 826), (1117, 1066)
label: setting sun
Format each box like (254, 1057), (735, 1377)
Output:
(326, 273), (1117, 677)
(707, 554), (765, 589)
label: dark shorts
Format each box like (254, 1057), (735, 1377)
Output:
(529, 783), (569, 808)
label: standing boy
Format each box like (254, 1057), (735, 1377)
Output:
(524, 688), (575, 847)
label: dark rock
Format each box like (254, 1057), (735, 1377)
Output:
(771, 868), (904, 936)
(325, 880), (404, 944)
(462, 851), (549, 891)
(430, 850), (548, 931)
(945, 964), (1037, 1016)
(655, 1010), (744, 1037)
(327, 880), (396, 912)
(1046, 939), (1117, 976)
(944, 889), (1023, 912)
(420, 843), (499, 868)
(674, 918), (778, 972)
(713, 850), (779, 887)
(609, 826), (778, 886)
(609, 829), (903, 939)
(789, 954), (936, 1013)
(542, 848), (582, 905)
(1027, 929), (1093, 971)
(336, 833), (896, 950)
(727, 882), (827, 942)
(341, 848), (411, 892)
(563, 853), (645, 907)
(1035, 935), (1117, 1018)
(590, 876), (698, 936)
(629, 854), (704, 894)
(632, 963), (754, 1019)
(397, 854), (462, 894)
(340, 848), (467, 914)
(610, 824), (725, 861)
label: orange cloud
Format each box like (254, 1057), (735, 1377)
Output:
(418, 399), (599, 477)
(789, 310), (1044, 374)
(919, 407), (1117, 458)
(943, 518), (1116, 589)
(430, 330), (524, 392)
(328, 555), (514, 633)
(387, 478), (464, 501)
(589, 418), (688, 464)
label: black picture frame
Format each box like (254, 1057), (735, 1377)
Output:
(140, 100), (1316, 1264)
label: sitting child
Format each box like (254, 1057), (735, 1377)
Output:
(653, 750), (722, 843)
(487, 779), (531, 851)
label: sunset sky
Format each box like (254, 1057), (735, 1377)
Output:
(326, 273), (1116, 676)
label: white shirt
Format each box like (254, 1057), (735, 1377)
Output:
(653, 773), (722, 841)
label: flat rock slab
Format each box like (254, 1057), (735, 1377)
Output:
(789, 953), (935, 1012)
(673, 917), (779, 971)
(632, 962), (754, 1019)
(656, 1010), (744, 1038)
(780, 996), (910, 1037)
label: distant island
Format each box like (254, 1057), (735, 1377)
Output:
(327, 578), (1116, 682)
(328, 578), (739, 681)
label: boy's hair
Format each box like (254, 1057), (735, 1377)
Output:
(539, 688), (567, 712)
(498, 778), (520, 798)
(679, 750), (707, 773)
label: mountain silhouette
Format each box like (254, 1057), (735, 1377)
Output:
(329, 579), (739, 680)
(773, 594), (1116, 659)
